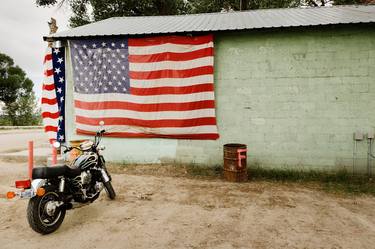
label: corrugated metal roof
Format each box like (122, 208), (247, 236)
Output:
(46, 5), (375, 40)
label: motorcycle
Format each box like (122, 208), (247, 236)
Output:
(6, 123), (116, 234)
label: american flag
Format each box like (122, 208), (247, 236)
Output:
(71, 34), (219, 139)
(41, 47), (66, 143)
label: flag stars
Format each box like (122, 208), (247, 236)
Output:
(101, 42), (106, 47)
(60, 96), (64, 102)
(120, 43), (125, 48)
(117, 70), (121, 75)
(54, 68), (61, 74)
(92, 43), (97, 48)
(83, 44), (87, 49)
(57, 87), (62, 93)
(111, 42), (116, 47)
(57, 57), (64, 64)
(53, 48), (60, 54)
(59, 77), (64, 83)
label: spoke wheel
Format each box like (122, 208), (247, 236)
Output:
(27, 188), (66, 234)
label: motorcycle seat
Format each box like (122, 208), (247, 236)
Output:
(32, 165), (81, 179)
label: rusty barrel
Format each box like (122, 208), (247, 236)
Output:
(223, 143), (248, 182)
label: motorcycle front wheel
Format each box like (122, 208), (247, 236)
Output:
(27, 189), (66, 234)
(103, 181), (116, 200)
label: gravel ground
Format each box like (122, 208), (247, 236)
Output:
(1, 160), (375, 249)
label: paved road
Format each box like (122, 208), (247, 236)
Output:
(0, 129), (49, 153)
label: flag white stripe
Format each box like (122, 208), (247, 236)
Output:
(129, 56), (213, 72)
(75, 108), (216, 120)
(42, 89), (58, 99)
(74, 92), (214, 104)
(41, 104), (59, 113)
(76, 124), (218, 135)
(130, 75), (214, 88)
(129, 42), (213, 55)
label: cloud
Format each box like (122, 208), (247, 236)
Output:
(0, 0), (71, 100)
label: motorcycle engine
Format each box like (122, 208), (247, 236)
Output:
(72, 170), (96, 202)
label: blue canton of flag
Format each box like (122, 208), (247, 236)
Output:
(52, 47), (66, 142)
(70, 39), (130, 95)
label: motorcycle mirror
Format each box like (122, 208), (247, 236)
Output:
(52, 141), (61, 148)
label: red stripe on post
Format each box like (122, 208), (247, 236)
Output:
(44, 69), (54, 77)
(128, 47), (213, 63)
(128, 34), (213, 47)
(41, 98), (58, 105)
(44, 53), (52, 63)
(129, 66), (214, 80)
(42, 112), (60, 119)
(74, 100), (216, 112)
(43, 83), (56, 91)
(44, 126), (58, 132)
(76, 116), (217, 128)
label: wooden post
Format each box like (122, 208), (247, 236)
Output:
(52, 147), (57, 165)
(28, 141), (33, 179)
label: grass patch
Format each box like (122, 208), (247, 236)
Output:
(109, 162), (375, 196)
(249, 167), (375, 196)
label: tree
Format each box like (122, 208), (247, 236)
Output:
(0, 52), (41, 126)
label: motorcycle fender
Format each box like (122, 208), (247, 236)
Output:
(31, 179), (47, 192)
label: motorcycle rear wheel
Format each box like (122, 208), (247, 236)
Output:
(27, 189), (66, 234)
(104, 181), (116, 200)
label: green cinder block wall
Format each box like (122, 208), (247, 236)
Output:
(65, 25), (375, 171)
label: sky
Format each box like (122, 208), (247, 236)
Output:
(0, 0), (71, 100)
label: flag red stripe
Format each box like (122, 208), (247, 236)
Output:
(74, 100), (215, 112)
(130, 66), (213, 80)
(42, 112), (60, 119)
(44, 126), (58, 132)
(44, 54), (52, 63)
(43, 83), (55, 91)
(44, 69), (54, 77)
(77, 129), (219, 140)
(76, 116), (216, 128)
(130, 84), (213, 96)
(128, 47), (213, 63)
(42, 98), (58, 105)
(128, 34), (213, 47)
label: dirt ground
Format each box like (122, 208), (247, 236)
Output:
(1, 160), (375, 249)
